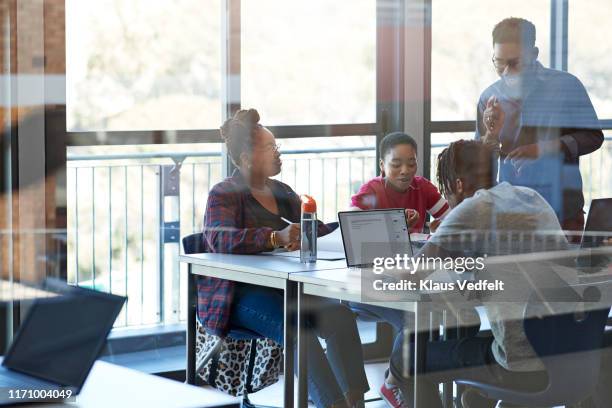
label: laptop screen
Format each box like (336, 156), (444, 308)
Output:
(581, 198), (612, 248)
(339, 209), (413, 267)
(3, 280), (125, 391)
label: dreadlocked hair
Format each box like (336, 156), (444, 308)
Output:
(437, 145), (455, 198)
(436, 140), (495, 197)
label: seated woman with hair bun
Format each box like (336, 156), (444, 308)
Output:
(198, 109), (369, 408)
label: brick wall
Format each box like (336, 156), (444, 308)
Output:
(0, 0), (65, 127)
(44, 0), (65, 74)
(0, 0), (66, 282)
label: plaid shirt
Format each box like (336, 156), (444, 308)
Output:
(198, 171), (336, 336)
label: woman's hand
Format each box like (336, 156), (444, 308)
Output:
(405, 209), (420, 229)
(276, 223), (301, 249)
(285, 241), (301, 252)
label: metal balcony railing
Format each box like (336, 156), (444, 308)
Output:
(67, 147), (376, 327)
(67, 137), (611, 328)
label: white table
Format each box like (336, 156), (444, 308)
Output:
(287, 256), (608, 408)
(21, 360), (239, 408)
(180, 252), (346, 408)
(181, 252), (471, 408)
(182, 249), (606, 408)
(290, 267), (441, 408)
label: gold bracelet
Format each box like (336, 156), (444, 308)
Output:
(270, 231), (278, 248)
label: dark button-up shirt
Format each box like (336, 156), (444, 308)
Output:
(197, 171), (336, 336)
(476, 62), (603, 222)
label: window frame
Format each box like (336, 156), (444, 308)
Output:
(59, 0), (402, 358)
(426, 0), (612, 180)
(64, 0), (391, 170)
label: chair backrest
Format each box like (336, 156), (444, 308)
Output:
(524, 287), (607, 357)
(519, 285), (609, 405)
(457, 283), (610, 406)
(182, 232), (206, 254)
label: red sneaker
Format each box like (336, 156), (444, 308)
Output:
(379, 382), (408, 408)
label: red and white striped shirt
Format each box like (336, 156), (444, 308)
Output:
(350, 176), (450, 233)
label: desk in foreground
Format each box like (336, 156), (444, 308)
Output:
(22, 360), (238, 408)
(0, 280), (57, 302)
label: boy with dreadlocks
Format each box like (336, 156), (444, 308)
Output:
(386, 139), (570, 408)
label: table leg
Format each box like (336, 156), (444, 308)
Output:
(297, 282), (308, 408)
(441, 309), (454, 408)
(430, 310), (440, 341)
(455, 312), (466, 408)
(284, 280), (297, 408)
(413, 302), (430, 408)
(186, 266), (196, 385)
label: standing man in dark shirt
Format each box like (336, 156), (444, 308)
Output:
(476, 17), (603, 240)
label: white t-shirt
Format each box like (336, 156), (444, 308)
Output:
(428, 182), (571, 371)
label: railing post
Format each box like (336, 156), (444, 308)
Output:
(159, 157), (184, 324)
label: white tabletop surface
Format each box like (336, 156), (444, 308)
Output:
(290, 265), (486, 313)
(289, 267), (422, 311)
(0, 280), (57, 302)
(19, 360), (238, 408)
(180, 252), (347, 279)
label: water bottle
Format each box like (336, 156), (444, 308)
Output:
(300, 194), (317, 263)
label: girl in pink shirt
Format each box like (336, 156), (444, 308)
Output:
(350, 132), (449, 233)
(349, 133), (453, 406)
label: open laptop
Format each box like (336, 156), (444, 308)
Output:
(581, 198), (612, 249)
(0, 279), (126, 405)
(578, 198), (612, 269)
(338, 208), (414, 268)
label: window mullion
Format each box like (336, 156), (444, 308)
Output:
(221, 0), (241, 177)
(550, 0), (569, 71)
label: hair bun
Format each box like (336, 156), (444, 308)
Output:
(233, 109), (260, 127)
(219, 109), (261, 141)
(220, 118), (233, 141)
(219, 109), (262, 166)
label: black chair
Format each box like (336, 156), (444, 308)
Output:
(182, 232), (276, 408)
(182, 232), (207, 255)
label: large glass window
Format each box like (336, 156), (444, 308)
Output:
(431, 1), (550, 121)
(429, 132), (473, 184)
(241, 0), (376, 125)
(569, 0), (612, 119)
(66, 0), (222, 131)
(580, 132), (612, 204)
(65, 0), (381, 331)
